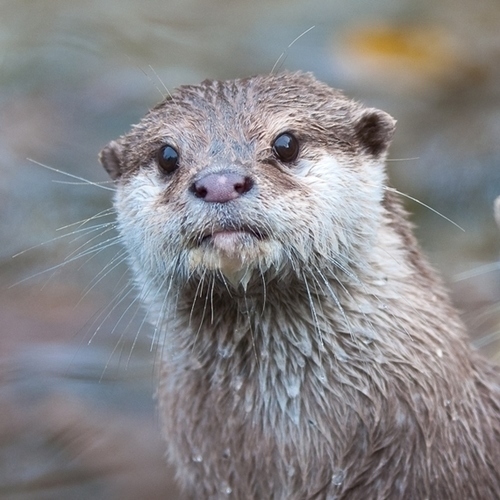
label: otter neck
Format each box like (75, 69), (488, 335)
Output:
(162, 214), (461, 378)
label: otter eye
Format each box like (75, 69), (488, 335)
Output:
(157, 144), (179, 174)
(272, 132), (299, 163)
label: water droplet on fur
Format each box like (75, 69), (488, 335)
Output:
(189, 358), (203, 370)
(288, 466), (296, 477)
(191, 449), (203, 462)
(222, 448), (231, 459)
(218, 346), (232, 358)
(244, 395), (253, 412)
(359, 303), (375, 314)
(331, 469), (345, 486)
(286, 375), (301, 398)
(288, 400), (300, 424)
(234, 327), (245, 341)
(220, 481), (232, 495)
(335, 348), (349, 362)
(378, 303), (388, 310)
(297, 339), (312, 357)
(232, 376), (243, 392)
(436, 348), (443, 358)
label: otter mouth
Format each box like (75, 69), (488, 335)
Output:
(199, 226), (266, 254)
(188, 225), (273, 285)
(199, 226), (265, 245)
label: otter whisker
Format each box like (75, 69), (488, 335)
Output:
(258, 262), (267, 317)
(148, 64), (171, 99)
(52, 179), (115, 186)
(472, 329), (500, 350)
(65, 225), (117, 262)
(453, 262), (500, 282)
(217, 269), (234, 298)
(124, 283), (159, 367)
(78, 249), (128, 304)
(11, 221), (114, 259)
(149, 273), (174, 361)
(189, 268), (207, 328)
(209, 273), (216, 325)
(244, 293), (259, 365)
(28, 158), (115, 192)
(100, 293), (145, 381)
(271, 25), (316, 74)
(86, 279), (136, 346)
(133, 61), (168, 100)
(386, 157), (420, 162)
(9, 234), (121, 288)
(384, 185), (464, 232)
(189, 269), (208, 355)
(56, 208), (115, 231)
(301, 271), (324, 350)
(310, 264), (354, 341)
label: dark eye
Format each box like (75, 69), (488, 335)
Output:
(272, 132), (300, 163)
(157, 144), (179, 174)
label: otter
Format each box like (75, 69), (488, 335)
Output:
(99, 72), (500, 499)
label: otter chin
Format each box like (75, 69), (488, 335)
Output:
(100, 71), (500, 499)
(191, 230), (266, 287)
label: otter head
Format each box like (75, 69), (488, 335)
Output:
(100, 72), (395, 291)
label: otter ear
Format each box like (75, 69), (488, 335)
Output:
(99, 140), (123, 180)
(354, 108), (396, 157)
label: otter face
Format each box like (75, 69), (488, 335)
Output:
(100, 72), (395, 290)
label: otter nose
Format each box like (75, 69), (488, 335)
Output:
(191, 172), (254, 203)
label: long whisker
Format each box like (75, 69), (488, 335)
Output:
(52, 180), (115, 186)
(271, 25), (316, 74)
(10, 235), (121, 287)
(56, 208), (115, 231)
(128, 55), (167, 99)
(86, 282), (136, 346)
(243, 293), (259, 365)
(65, 225), (117, 261)
(126, 278), (165, 366)
(149, 64), (172, 97)
(311, 264), (353, 338)
(472, 329), (500, 349)
(302, 271), (324, 349)
(453, 262), (500, 282)
(150, 268), (178, 354)
(28, 159), (115, 192)
(386, 157), (420, 162)
(77, 249), (128, 303)
(384, 186), (464, 232)
(191, 269), (208, 354)
(100, 289), (148, 381)
(11, 222), (114, 259)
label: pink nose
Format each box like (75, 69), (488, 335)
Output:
(191, 172), (254, 203)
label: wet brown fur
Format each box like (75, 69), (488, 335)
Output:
(100, 72), (500, 499)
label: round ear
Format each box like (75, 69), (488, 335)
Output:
(354, 108), (396, 157)
(99, 140), (123, 180)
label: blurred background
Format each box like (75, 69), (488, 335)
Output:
(1, 0), (500, 498)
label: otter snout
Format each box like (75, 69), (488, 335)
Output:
(190, 171), (254, 203)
